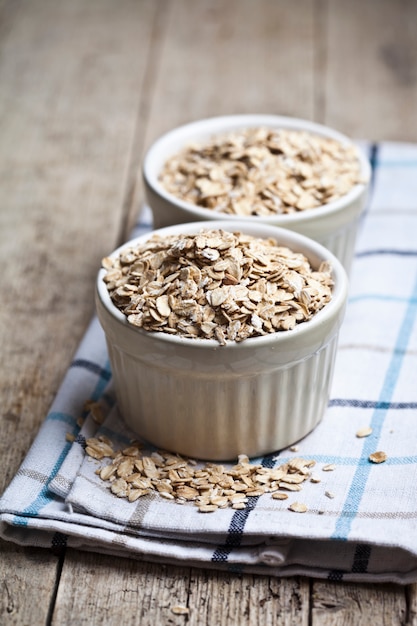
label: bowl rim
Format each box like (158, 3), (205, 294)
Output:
(96, 220), (348, 351)
(142, 114), (371, 225)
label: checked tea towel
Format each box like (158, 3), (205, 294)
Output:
(1, 141), (417, 584)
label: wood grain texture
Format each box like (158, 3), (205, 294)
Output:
(323, 0), (417, 140)
(185, 571), (310, 626)
(52, 551), (310, 626)
(142, 0), (316, 144)
(1, 0), (416, 625)
(0, 542), (60, 626)
(52, 552), (193, 626)
(312, 581), (408, 626)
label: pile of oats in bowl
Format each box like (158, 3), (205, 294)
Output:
(102, 228), (333, 345)
(159, 127), (365, 217)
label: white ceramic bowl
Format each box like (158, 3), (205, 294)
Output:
(143, 115), (371, 275)
(96, 221), (348, 461)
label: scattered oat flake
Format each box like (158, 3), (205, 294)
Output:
(87, 436), (316, 513)
(356, 426), (373, 438)
(289, 445), (299, 452)
(322, 464), (336, 472)
(325, 491), (335, 499)
(84, 400), (105, 424)
(310, 474), (321, 483)
(272, 492), (289, 500)
(65, 433), (76, 443)
(278, 482), (302, 492)
(369, 451), (387, 464)
(171, 605), (189, 616)
(288, 502), (308, 513)
(198, 504), (219, 513)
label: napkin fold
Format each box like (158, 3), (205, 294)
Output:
(2, 141), (417, 584)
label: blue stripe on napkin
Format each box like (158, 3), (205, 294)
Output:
(332, 268), (417, 541)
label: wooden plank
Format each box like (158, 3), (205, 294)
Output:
(52, 552), (193, 626)
(0, 541), (60, 626)
(311, 581), (408, 625)
(52, 551), (310, 626)
(0, 0), (157, 624)
(323, 0), (417, 141)
(186, 570), (309, 626)
(142, 0), (316, 144)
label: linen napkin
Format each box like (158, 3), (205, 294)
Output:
(1, 141), (417, 584)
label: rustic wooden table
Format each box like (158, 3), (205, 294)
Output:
(1, 1), (417, 624)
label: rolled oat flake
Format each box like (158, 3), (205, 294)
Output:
(369, 451), (388, 464)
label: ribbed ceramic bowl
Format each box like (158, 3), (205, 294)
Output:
(96, 221), (348, 461)
(143, 114), (371, 275)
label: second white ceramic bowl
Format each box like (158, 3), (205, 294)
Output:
(143, 115), (371, 275)
(96, 220), (348, 461)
